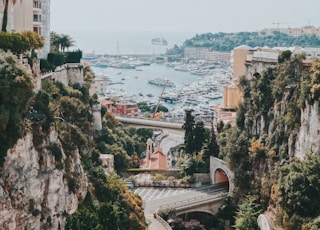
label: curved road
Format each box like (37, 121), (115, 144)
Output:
(135, 184), (228, 229)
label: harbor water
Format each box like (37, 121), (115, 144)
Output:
(92, 62), (230, 121)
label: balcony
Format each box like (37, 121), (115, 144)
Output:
(33, 1), (41, 9)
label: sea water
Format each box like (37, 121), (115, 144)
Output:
(92, 63), (224, 109)
(71, 30), (195, 55)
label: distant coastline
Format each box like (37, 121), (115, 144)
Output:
(70, 30), (195, 55)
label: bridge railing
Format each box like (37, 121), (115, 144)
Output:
(155, 211), (173, 230)
(115, 115), (184, 129)
(158, 191), (227, 211)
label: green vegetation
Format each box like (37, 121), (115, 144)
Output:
(233, 195), (261, 230)
(182, 31), (320, 52)
(0, 46), (146, 228)
(50, 32), (75, 52)
(36, 32), (82, 72)
(0, 31), (44, 55)
(214, 52), (320, 229)
(0, 50), (34, 165)
(180, 109), (217, 176)
(277, 155), (320, 229)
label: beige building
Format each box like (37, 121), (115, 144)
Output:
(261, 26), (320, 38)
(222, 81), (243, 110)
(0, 0), (50, 58)
(184, 46), (231, 62)
(231, 45), (251, 79)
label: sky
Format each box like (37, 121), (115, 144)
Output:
(51, 0), (320, 34)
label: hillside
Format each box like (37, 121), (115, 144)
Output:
(181, 31), (320, 52)
(216, 52), (320, 229)
(0, 50), (147, 229)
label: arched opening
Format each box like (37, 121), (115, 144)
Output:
(214, 168), (229, 191)
(253, 72), (261, 79)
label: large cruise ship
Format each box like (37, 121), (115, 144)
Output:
(151, 37), (168, 46)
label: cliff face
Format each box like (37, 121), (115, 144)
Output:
(0, 130), (87, 230)
(294, 102), (320, 159)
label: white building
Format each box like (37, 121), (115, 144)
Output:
(0, 0), (50, 59)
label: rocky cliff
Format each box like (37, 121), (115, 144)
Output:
(0, 129), (87, 230)
(294, 102), (320, 159)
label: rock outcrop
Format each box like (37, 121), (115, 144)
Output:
(294, 102), (320, 159)
(0, 129), (87, 230)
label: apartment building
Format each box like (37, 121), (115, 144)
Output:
(261, 26), (320, 37)
(184, 47), (209, 60)
(0, 0), (50, 58)
(184, 46), (231, 62)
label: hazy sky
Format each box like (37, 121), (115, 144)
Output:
(51, 0), (320, 34)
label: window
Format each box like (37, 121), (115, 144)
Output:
(33, 14), (41, 22)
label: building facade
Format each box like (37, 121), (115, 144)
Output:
(184, 46), (230, 62)
(261, 26), (320, 38)
(0, 0), (50, 58)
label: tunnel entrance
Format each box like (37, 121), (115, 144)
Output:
(214, 168), (229, 190)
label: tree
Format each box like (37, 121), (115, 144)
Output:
(21, 30), (44, 53)
(50, 31), (60, 52)
(193, 121), (206, 153)
(233, 195), (261, 230)
(0, 31), (29, 54)
(59, 34), (75, 52)
(208, 123), (219, 157)
(0, 50), (33, 164)
(50, 32), (75, 52)
(1, 0), (17, 32)
(278, 155), (320, 218)
(183, 109), (195, 154)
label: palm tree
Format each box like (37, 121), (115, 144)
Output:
(59, 34), (75, 52)
(2, 0), (17, 32)
(50, 32), (61, 52)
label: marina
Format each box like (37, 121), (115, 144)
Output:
(90, 56), (232, 123)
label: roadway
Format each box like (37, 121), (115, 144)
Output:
(133, 183), (228, 214)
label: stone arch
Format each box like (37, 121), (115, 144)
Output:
(214, 168), (229, 188)
(210, 157), (235, 193)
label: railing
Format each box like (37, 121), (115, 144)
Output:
(155, 211), (173, 230)
(33, 1), (41, 9)
(159, 191), (227, 211)
(40, 71), (53, 79)
(115, 116), (184, 129)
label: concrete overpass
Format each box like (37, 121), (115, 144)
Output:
(115, 116), (184, 130)
(158, 191), (227, 217)
(155, 183), (228, 216)
(115, 116), (212, 130)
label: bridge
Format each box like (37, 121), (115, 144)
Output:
(115, 116), (184, 130)
(156, 183), (228, 216)
(115, 116), (212, 130)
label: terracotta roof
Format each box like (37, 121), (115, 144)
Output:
(100, 100), (114, 106)
(140, 148), (167, 169)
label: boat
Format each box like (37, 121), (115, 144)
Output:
(151, 37), (168, 46)
(91, 62), (108, 68)
(148, 78), (175, 87)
